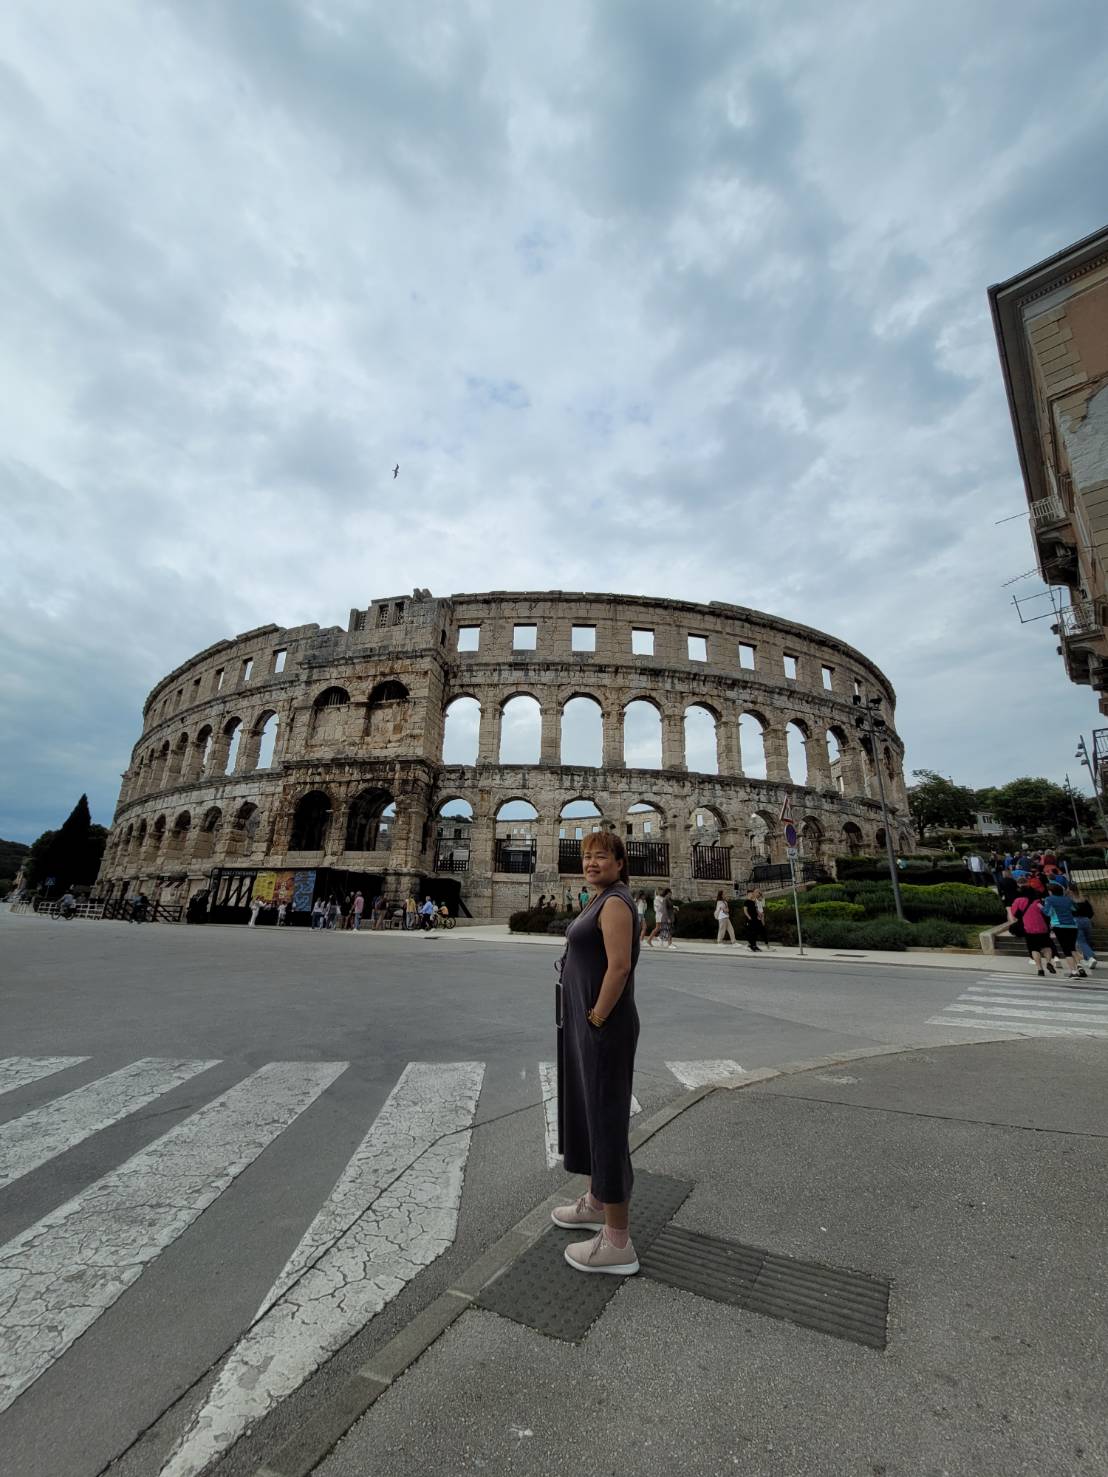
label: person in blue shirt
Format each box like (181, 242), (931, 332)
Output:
(1041, 886), (1088, 979)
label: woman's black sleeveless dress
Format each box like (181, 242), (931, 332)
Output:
(557, 881), (641, 1203)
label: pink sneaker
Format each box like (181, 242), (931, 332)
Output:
(551, 1193), (604, 1230)
(565, 1228), (639, 1276)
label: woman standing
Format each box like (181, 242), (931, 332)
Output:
(714, 890), (736, 944)
(1011, 886), (1056, 977)
(741, 887), (762, 952)
(553, 831), (641, 1276)
(1071, 886), (1097, 969)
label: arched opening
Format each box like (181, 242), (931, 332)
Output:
(826, 727), (846, 795)
(558, 798), (603, 874)
(739, 713), (767, 779)
(499, 694), (542, 765)
(883, 745), (897, 783)
(223, 719), (242, 775)
(194, 807), (222, 859)
(156, 741), (170, 789)
(290, 791), (331, 852)
(255, 712), (279, 769)
(495, 799), (538, 874)
(690, 805), (731, 881)
(875, 827), (887, 849)
(136, 819), (148, 851)
(842, 821), (864, 856)
(151, 814), (166, 851)
(169, 811), (191, 850)
(800, 816), (824, 860)
(442, 696), (480, 765)
(311, 687), (351, 745)
(684, 705), (719, 774)
(170, 732), (189, 784)
(561, 696), (602, 767)
(345, 788), (395, 852)
(228, 802), (261, 858)
(623, 699), (662, 769)
(786, 721), (809, 786)
(195, 725), (214, 778)
(123, 823), (134, 854)
(366, 680), (410, 744)
(435, 799), (473, 872)
(748, 810), (777, 865)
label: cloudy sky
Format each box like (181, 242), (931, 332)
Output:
(3, 0), (1108, 844)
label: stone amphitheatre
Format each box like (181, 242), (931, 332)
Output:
(96, 590), (911, 921)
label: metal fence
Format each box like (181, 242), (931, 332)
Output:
(691, 845), (732, 880)
(495, 840), (536, 874)
(626, 840), (670, 878)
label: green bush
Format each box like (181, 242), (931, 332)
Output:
(765, 898), (863, 921)
(509, 908), (574, 934)
(912, 918), (977, 948)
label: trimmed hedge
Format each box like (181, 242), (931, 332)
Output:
(509, 908), (575, 935)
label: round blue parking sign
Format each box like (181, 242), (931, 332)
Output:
(783, 823), (798, 848)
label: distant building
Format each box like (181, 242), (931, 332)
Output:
(990, 225), (1108, 709)
(974, 812), (1004, 837)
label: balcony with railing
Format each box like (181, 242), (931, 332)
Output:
(691, 844), (732, 881)
(1060, 599), (1100, 639)
(494, 839), (536, 874)
(1030, 495), (1066, 526)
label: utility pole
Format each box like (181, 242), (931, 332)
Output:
(853, 695), (906, 921)
(1064, 773), (1086, 845)
(1074, 736), (1108, 838)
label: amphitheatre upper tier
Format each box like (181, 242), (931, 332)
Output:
(99, 589), (910, 920)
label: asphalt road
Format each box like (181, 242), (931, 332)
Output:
(0, 909), (1087, 1477)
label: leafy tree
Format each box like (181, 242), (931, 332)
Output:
(0, 838), (30, 876)
(989, 777), (1095, 839)
(907, 771), (976, 838)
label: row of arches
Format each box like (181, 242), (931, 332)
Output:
(442, 694), (899, 794)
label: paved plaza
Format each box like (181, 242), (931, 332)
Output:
(1, 910), (1106, 1477)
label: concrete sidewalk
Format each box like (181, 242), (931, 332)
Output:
(454, 922), (1031, 973)
(292, 1037), (1106, 1477)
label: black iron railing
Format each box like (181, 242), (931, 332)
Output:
(495, 839), (536, 874)
(691, 845), (731, 880)
(558, 839), (581, 873)
(627, 840), (670, 877)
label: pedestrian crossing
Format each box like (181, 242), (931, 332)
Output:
(0, 1053), (746, 1476)
(926, 974), (1108, 1039)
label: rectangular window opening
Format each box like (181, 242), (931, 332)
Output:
(783, 653), (798, 680)
(274, 649), (287, 674)
(376, 604), (390, 627)
(688, 634), (708, 662)
(513, 624), (537, 650)
(457, 626), (481, 652)
(574, 826), (583, 839)
(631, 628), (654, 656)
(738, 643), (756, 670)
(643, 820), (652, 835)
(242, 658), (254, 683)
(215, 668), (225, 692)
(571, 625), (596, 652)
(853, 677), (862, 698)
(821, 665), (833, 691)
(392, 603), (404, 625)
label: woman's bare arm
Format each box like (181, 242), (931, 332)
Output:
(592, 898), (634, 1020)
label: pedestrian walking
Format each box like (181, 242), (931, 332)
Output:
(645, 888), (665, 948)
(276, 902), (287, 926)
(328, 898), (341, 930)
(311, 899), (325, 930)
(635, 891), (648, 940)
(404, 893), (417, 930)
(352, 891), (365, 930)
(1010, 887), (1057, 977)
(577, 885), (590, 913)
(552, 829), (641, 1277)
(1070, 886), (1098, 969)
(1041, 885), (1088, 979)
(998, 869), (1020, 917)
(741, 887), (762, 952)
(714, 890), (736, 944)
(248, 896), (262, 927)
(419, 896), (436, 931)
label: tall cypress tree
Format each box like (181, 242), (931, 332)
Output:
(42, 795), (93, 889)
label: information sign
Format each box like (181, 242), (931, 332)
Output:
(786, 845), (800, 860)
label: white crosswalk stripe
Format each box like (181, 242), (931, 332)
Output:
(0, 1061), (345, 1414)
(0, 1057), (217, 1189)
(0, 1057), (88, 1096)
(159, 1061), (484, 1477)
(927, 978), (1108, 1038)
(0, 1052), (734, 1453)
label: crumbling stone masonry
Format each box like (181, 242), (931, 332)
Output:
(96, 590), (912, 920)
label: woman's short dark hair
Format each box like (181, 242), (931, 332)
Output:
(581, 829), (629, 884)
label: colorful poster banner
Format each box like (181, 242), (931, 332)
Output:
(272, 871), (296, 905)
(252, 871), (277, 903)
(291, 870), (317, 912)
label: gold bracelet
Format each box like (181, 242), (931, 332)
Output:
(587, 1008), (607, 1027)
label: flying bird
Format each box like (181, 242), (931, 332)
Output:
(393, 463), (399, 479)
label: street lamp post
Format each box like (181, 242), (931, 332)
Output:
(1074, 736), (1108, 839)
(853, 695), (906, 922)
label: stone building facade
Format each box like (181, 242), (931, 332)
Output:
(96, 590), (911, 920)
(990, 224), (1108, 710)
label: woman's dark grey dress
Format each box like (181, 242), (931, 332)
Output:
(558, 881), (641, 1204)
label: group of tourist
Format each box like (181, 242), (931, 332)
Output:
(243, 890), (450, 930)
(994, 850), (1096, 979)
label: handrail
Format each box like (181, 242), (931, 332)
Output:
(1030, 495), (1065, 525)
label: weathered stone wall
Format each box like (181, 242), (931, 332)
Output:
(97, 589), (912, 918)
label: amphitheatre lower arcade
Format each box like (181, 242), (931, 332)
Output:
(97, 590), (912, 921)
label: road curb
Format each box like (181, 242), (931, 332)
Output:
(248, 1038), (954, 1477)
